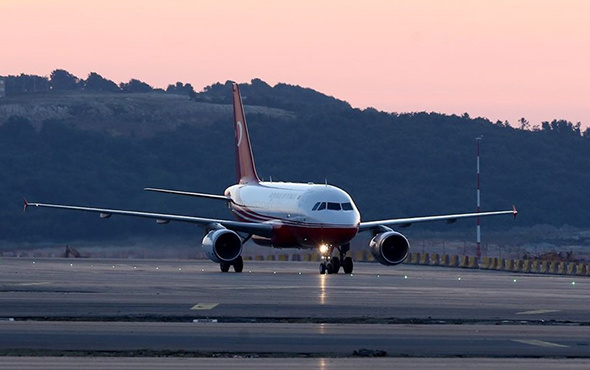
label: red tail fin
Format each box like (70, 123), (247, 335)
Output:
(232, 83), (260, 184)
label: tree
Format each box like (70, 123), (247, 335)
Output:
(166, 82), (196, 98)
(5, 74), (50, 95)
(50, 69), (80, 91)
(84, 72), (120, 92)
(541, 119), (581, 136)
(518, 117), (530, 130)
(119, 79), (153, 93)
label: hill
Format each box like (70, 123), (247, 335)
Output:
(1, 77), (590, 245)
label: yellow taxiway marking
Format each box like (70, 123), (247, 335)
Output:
(17, 282), (50, 286)
(512, 339), (569, 348)
(516, 309), (560, 315)
(191, 303), (219, 310)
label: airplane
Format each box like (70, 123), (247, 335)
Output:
(24, 82), (517, 274)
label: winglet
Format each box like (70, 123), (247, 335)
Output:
(512, 205), (518, 219)
(23, 197), (29, 213)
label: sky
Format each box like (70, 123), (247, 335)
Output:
(2, 0), (589, 127)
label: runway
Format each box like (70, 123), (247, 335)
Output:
(0, 257), (589, 368)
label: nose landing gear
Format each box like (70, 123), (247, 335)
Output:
(319, 243), (353, 275)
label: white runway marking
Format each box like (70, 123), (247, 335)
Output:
(191, 303), (219, 310)
(512, 339), (569, 348)
(17, 282), (50, 286)
(516, 309), (560, 315)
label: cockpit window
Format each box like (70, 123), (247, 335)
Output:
(312, 202), (320, 211)
(341, 202), (353, 211)
(327, 202), (341, 210)
(317, 202), (327, 210)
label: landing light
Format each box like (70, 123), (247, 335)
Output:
(319, 244), (329, 254)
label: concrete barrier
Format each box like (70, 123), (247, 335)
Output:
(355, 251), (365, 262)
(567, 263), (577, 275)
(557, 262), (567, 275)
(410, 252), (420, 264)
(403, 253), (416, 264)
(254, 255), (264, 261)
(267, 255), (276, 261)
(539, 261), (549, 273)
(430, 253), (440, 266)
(531, 260), (541, 273)
(419, 253), (430, 265)
(278, 254), (288, 261)
(291, 254), (301, 262)
(440, 254), (450, 267)
(512, 260), (522, 273)
(459, 255), (468, 268)
(504, 259), (514, 271)
(521, 260), (532, 273)
(575, 263), (587, 276)
(547, 261), (559, 274)
(448, 255), (459, 267)
(494, 258), (505, 270)
(467, 256), (479, 269)
(480, 257), (491, 269)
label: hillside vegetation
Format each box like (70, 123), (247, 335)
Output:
(1, 72), (590, 243)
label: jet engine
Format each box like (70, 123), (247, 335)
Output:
(369, 231), (410, 266)
(202, 229), (243, 263)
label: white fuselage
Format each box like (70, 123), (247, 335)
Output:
(224, 182), (361, 248)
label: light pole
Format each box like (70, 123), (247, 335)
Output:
(476, 136), (483, 260)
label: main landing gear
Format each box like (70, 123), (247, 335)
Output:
(220, 256), (244, 273)
(319, 243), (353, 275)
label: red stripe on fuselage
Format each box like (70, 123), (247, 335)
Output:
(230, 205), (358, 248)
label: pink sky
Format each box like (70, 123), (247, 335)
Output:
(2, 0), (589, 127)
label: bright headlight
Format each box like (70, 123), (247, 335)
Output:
(319, 244), (329, 254)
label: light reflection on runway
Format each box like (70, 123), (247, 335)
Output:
(319, 274), (327, 305)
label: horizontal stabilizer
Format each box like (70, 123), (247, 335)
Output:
(144, 187), (233, 203)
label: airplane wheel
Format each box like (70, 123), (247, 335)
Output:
(326, 263), (333, 274)
(233, 256), (244, 273)
(331, 257), (340, 274)
(220, 262), (230, 272)
(319, 263), (326, 275)
(343, 256), (353, 274)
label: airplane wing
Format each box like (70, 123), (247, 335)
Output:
(358, 207), (517, 232)
(23, 198), (273, 237)
(144, 187), (235, 203)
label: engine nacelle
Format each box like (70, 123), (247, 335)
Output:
(202, 229), (242, 263)
(369, 231), (410, 266)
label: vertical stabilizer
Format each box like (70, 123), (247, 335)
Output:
(232, 83), (260, 184)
